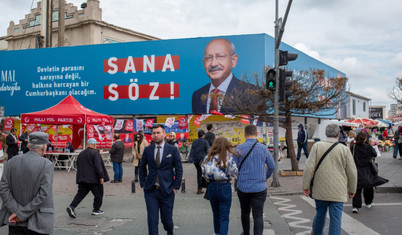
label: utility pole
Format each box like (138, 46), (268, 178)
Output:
(41, 0), (53, 48)
(271, 0), (293, 187)
(58, 0), (65, 47)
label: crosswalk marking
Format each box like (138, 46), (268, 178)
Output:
(300, 196), (380, 235)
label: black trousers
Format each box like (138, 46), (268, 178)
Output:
(134, 159), (141, 180)
(9, 226), (47, 235)
(237, 189), (267, 235)
(352, 187), (374, 208)
(70, 183), (104, 210)
(194, 161), (202, 189)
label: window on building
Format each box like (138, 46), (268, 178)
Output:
(363, 102), (366, 112)
(353, 99), (356, 115)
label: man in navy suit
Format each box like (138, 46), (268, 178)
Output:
(139, 124), (183, 235)
(192, 38), (256, 114)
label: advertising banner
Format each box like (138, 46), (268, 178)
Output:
(0, 34), (345, 117)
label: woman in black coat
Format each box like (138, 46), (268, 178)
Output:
(350, 132), (388, 213)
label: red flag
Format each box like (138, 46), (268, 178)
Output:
(178, 116), (187, 129)
(87, 125), (95, 138)
(4, 118), (14, 131)
(125, 119), (134, 132)
(145, 119), (154, 128)
(193, 115), (201, 127)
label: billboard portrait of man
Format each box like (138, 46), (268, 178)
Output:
(192, 38), (256, 114)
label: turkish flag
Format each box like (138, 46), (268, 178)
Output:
(240, 115), (250, 124)
(178, 116), (187, 129)
(125, 119), (134, 132)
(72, 124), (84, 149)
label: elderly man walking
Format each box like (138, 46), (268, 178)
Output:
(303, 124), (357, 235)
(0, 132), (55, 235)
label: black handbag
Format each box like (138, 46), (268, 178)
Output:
(370, 158), (379, 176)
(309, 142), (339, 198)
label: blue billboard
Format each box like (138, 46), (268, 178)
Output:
(0, 34), (345, 116)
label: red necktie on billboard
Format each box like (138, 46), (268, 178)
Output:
(209, 88), (219, 113)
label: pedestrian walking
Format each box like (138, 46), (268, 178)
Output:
(66, 138), (109, 218)
(0, 132), (54, 234)
(139, 124), (183, 235)
(202, 137), (238, 235)
(132, 133), (148, 182)
(110, 134), (125, 183)
(189, 130), (210, 194)
(297, 124), (309, 161)
(303, 124), (357, 235)
(6, 128), (19, 160)
(351, 132), (389, 213)
(338, 126), (348, 146)
(234, 124), (275, 235)
(393, 126), (399, 158)
(18, 127), (33, 154)
(205, 124), (216, 147)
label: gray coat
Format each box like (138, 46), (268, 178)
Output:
(0, 151), (54, 234)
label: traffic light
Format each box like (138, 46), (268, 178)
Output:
(279, 68), (293, 102)
(266, 69), (276, 91)
(279, 50), (298, 66)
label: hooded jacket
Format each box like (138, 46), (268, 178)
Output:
(297, 124), (308, 144)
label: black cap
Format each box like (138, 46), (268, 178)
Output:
(28, 132), (49, 145)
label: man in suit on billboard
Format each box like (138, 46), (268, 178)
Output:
(192, 38), (255, 114)
(139, 124), (183, 235)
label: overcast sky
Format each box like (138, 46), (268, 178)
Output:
(1, 0), (401, 115)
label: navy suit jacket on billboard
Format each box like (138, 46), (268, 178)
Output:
(192, 76), (256, 114)
(139, 142), (183, 197)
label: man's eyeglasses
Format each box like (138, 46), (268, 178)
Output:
(203, 54), (229, 62)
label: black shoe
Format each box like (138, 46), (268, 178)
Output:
(134, 179), (138, 182)
(66, 206), (76, 218)
(118, 180), (122, 182)
(110, 180), (119, 183)
(92, 209), (104, 215)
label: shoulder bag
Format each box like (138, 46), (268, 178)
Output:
(309, 142), (339, 198)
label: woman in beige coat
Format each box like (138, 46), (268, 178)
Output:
(132, 133), (148, 182)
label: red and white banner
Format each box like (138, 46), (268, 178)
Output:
(87, 125), (95, 138)
(241, 115), (250, 124)
(114, 119), (124, 130)
(145, 119), (154, 128)
(49, 134), (72, 148)
(165, 117), (175, 128)
(193, 115), (201, 127)
(178, 116), (187, 129)
(125, 119), (134, 132)
(4, 118), (14, 131)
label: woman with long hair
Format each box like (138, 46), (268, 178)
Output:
(202, 137), (238, 235)
(132, 133), (148, 182)
(351, 132), (388, 213)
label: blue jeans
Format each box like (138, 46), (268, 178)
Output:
(313, 200), (343, 235)
(112, 162), (123, 181)
(208, 182), (232, 235)
(297, 142), (309, 161)
(393, 143), (399, 157)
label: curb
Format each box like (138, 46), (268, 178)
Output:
(376, 186), (402, 193)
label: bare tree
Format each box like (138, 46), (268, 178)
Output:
(388, 78), (402, 103)
(222, 68), (348, 171)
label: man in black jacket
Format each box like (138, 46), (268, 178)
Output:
(189, 130), (210, 194)
(205, 124), (215, 147)
(110, 134), (125, 183)
(19, 127), (33, 154)
(6, 128), (19, 160)
(66, 138), (109, 218)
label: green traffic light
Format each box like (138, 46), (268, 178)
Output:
(268, 81), (274, 88)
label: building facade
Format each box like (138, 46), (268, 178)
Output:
(345, 91), (371, 119)
(4, 0), (158, 50)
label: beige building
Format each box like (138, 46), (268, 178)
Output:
(4, 0), (159, 50)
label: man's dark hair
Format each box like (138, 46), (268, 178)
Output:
(198, 130), (205, 138)
(207, 124), (213, 131)
(152, 124), (165, 130)
(11, 128), (17, 132)
(114, 134), (120, 140)
(244, 124), (257, 136)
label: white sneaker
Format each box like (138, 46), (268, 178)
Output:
(352, 208), (359, 213)
(365, 203), (373, 208)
